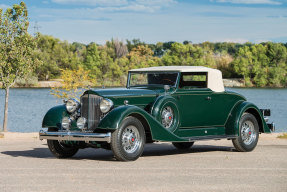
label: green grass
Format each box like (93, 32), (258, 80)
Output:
(277, 133), (287, 139)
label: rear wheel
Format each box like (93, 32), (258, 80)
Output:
(232, 113), (259, 152)
(172, 142), (194, 150)
(111, 116), (146, 161)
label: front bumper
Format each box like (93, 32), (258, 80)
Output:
(39, 129), (111, 143)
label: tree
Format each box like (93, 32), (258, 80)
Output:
(0, 2), (40, 132)
(35, 34), (81, 80)
(127, 45), (159, 69)
(161, 42), (216, 68)
(51, 67), (91, 99)
(106, 39), (128, 60)
(83, 42), (101, 78)
(126, 39), (146, 52)
(231, 46), (254, 86)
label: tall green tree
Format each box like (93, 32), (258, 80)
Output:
(232, 46), (254, 86)
(0, 2), (39, 131)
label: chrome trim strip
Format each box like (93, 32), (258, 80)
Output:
(39, 130), (111, 143)
(183, 135), (237, 142)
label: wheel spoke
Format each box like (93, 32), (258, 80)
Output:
(121, 125), (141, 154)
(241, 120), (256, 145)
(161, 106), (174, 129)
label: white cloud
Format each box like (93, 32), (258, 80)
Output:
(213, 0), (282, 5)
(135, 0), (176, 6)
(52, 0), (129, 6)
(97, 4), (160, 12)
(52, 0), (176, 6)
(218, 38), (249, 43)
(29, 0), (287, 44)
(51, 0), (176, 12)
(0, 4), (10, 10)
(255, 39), (270, 43)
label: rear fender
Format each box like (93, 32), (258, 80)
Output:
(97, 105), (186, 142)
(225, 101), (270, 136)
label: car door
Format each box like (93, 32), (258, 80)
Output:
(174, 72), (216, 128)
(175, 88), (214, 128)
(174, 72), (237, 129)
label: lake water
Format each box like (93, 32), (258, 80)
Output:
(0, 88), (286, 133)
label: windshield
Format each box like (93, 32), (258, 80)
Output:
(128, 72), (178, 87)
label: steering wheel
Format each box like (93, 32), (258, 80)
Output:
(162, 79), (174, 85)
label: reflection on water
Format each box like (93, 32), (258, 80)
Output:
(0, 88), (286, 132)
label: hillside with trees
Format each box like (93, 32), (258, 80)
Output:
(30, 34), (287, 88)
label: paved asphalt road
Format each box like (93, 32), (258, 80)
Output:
(0, 133), (286, 192)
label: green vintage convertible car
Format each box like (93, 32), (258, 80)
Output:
(40, 66), (275, 161)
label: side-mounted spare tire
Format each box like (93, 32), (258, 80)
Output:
(111, 116), (146, 161)
(232, 113), (259, 152)
(151, 96), (180, 132)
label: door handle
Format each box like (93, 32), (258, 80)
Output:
(206, 96), (212, 100)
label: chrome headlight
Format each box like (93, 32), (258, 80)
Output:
(100, 98), (113, 113)
(61, 117), (71, 130)
(66, 98), (80, 113)
(77, 117), (87, 130)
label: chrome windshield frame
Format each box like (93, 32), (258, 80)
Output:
(127, 71), (180, 89)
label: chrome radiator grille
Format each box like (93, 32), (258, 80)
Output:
(81, 94), (103, 130)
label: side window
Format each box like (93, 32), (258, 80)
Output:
(179, 72), (207, 89)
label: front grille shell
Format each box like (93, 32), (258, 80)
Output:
(81, 94), (103, 130)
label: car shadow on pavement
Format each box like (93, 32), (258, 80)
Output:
(1, 143), (234, 161)
(1, 147), (54, 158)
(142, 143), (234, 157)
(0, 147), (115, 161)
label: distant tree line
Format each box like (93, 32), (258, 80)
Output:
(31, 34), (287, 87)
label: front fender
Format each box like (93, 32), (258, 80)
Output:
(42, 105), (68, 128)
(225, 101), (270, 136)
(97, 105), (187, 142)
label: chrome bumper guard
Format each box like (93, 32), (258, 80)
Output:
(39, 130), (111, 143)
(267, 123), (275, 132)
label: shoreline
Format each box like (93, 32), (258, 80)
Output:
(0, 132), (285, 139)
(2, 79), (286, 88)
(0, 78), (287, 89)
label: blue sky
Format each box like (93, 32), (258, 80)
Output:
(0, 0), (286, 44)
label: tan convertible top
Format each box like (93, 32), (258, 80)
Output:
(129, 66), (225, 92)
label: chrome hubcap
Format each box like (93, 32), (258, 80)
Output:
(241, 120), (256, 145)
(161, 106), (174, 128)
(122, 125), (141, 153)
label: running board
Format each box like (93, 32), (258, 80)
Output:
(183, 135), (237, 142)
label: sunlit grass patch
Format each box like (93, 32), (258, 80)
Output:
(277, 133), (287, 139)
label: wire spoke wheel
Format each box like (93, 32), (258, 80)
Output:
(121, 125), (141, 154)
(241, 120), (256, 145)
(232, 113), (259, 152)
(161, 106), (174, 129)
(111, 117), (146, 161)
